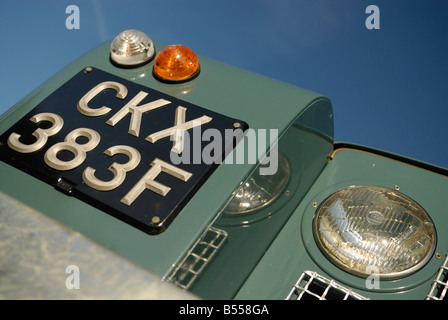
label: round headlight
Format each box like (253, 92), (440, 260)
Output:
(223, 153), (290, 215)
(313, 186), (436, 279)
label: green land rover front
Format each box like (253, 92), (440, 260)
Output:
(0, 29), (446, 301)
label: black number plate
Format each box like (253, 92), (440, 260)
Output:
(0, 68), (248, 235)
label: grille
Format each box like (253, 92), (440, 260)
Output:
(285, 271), (369, 300)
(426, 254), (448, 300)
(165, 227), (228, 290)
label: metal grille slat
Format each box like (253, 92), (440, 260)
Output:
(164, 227), (228, 290)
(426, 254), (448, 300)
(286, 271), (369, 300)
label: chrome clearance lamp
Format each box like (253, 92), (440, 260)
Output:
(110, 29), (155, 67)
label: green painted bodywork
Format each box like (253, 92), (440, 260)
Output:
(177, 100), (333, 299)
(0, 39), (446, 300)
(0, 41), (331, 283)
(236, 147), (448, 300)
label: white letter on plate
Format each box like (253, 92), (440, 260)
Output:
(78, 81), (128, 117)
(106, 91), (171, 137)
(8, 112), (64, 153)
(44, 128), (100, 171)
(146, 106), (212, 154)
(121, 158), (192, 206)
(83, 145), (141, 191)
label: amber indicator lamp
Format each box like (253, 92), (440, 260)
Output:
(153, 44), (200, 83)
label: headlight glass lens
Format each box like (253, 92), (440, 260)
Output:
(223, 153), (290, 215)
(313, 186), (436, 279)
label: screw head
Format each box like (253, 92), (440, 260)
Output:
(151, 216), (160, 224)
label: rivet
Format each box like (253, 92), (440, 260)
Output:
(233, 122), (242, 129)
(312, 202), (318, 208)
(394, 185), (400, 191)
(84, 67), (93, 73)
(151, 216), (160, 224)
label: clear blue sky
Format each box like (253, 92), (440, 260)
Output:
(1, 0), (447, 169)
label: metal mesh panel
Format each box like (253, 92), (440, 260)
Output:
(165, 227), (228, 290)
(285, 271), (369, 300)
(426, 254), (448, 300)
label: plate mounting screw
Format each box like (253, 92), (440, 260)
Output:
(151, 216), (160, 224)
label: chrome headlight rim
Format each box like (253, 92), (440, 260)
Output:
(311, 185), (437, 280)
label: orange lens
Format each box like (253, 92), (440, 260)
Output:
(153, 44), (200, 82)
